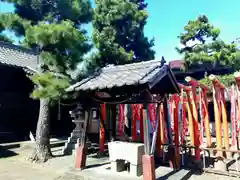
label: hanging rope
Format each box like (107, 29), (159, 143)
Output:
(58, 100), (61, 120)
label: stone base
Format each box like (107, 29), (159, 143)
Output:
(142, 154), (156, 180)
(111, 160), (125, 172)
(130, 164), (143, 177)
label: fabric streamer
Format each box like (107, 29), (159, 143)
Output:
(148, 103), (157, 130)
(231, 85), (237, 146)
(117, 104), (125, 136)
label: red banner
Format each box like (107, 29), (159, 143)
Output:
(148, 103), (156, 130)
(117, 104), (125, 136)
(99, 104), (106, 152)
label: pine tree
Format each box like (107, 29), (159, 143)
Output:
(177, 15), (237, 70)
(91, 0), (155, 68)
(0, 0), (92, 162)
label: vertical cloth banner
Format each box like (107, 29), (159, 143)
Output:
(99, 104), (106, 153)
(180, 89), (187, 144)
(117, 104), (125, 136)
(148, 103), (157, 131)
(231, 86), (237, 146)
(236, 88), (240, 137)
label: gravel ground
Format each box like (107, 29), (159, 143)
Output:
(0, 143), (239, 180)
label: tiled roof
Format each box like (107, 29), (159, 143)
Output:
(0, 41), (38, 73)
(67, 60), (179, 94)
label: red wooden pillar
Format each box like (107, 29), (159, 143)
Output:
(99, 104), (106, 155)
(132, 104), (137, 141)
(140, 104), (144, 142)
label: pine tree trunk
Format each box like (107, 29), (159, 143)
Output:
(29, 99), (52, 163)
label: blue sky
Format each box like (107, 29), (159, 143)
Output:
(1, 0), (240, 62)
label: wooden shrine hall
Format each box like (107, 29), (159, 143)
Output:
(66, 60), (180, 180)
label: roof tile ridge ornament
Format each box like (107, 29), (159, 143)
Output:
(160, 56), (166, 67)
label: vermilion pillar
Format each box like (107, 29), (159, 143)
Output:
(190, 86), (201, 161)
(220, 88), (229, 149)
(201, 89), (211, 147)
(209, 75), (223, 153)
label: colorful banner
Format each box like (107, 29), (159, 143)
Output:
(231, 86), (237, 146)
(117, 104), (125, 136)
(148, 103), (157, 130)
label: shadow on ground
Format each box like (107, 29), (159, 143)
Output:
(157, 169), (202, 180)
(0, 145), (19, 158)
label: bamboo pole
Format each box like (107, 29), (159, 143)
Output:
(185, 77), (200, 160)
(202, 89), (212, 147)
(220, 88), (229, 149)
(234, 72), (240, 139)
(186, 76), (211, 147)
(231, 85), (237, 147)
(159, 104), (165, 156)
(236, 88), (240, 138)
(209, 75), (230, 149)
(143, 104), (150, 155)
(209, 75), (223, 150)
(185, 91), (195, 148)
(151, 104), (160, 154)
(180, 88), (187, 144)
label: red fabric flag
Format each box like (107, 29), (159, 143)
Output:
(117, 104), (125, 136)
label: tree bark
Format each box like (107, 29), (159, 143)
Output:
(29, 99), (52, 163)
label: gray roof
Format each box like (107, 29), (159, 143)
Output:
(67, 60), (179, 94)
(0, 41), (38, 73)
